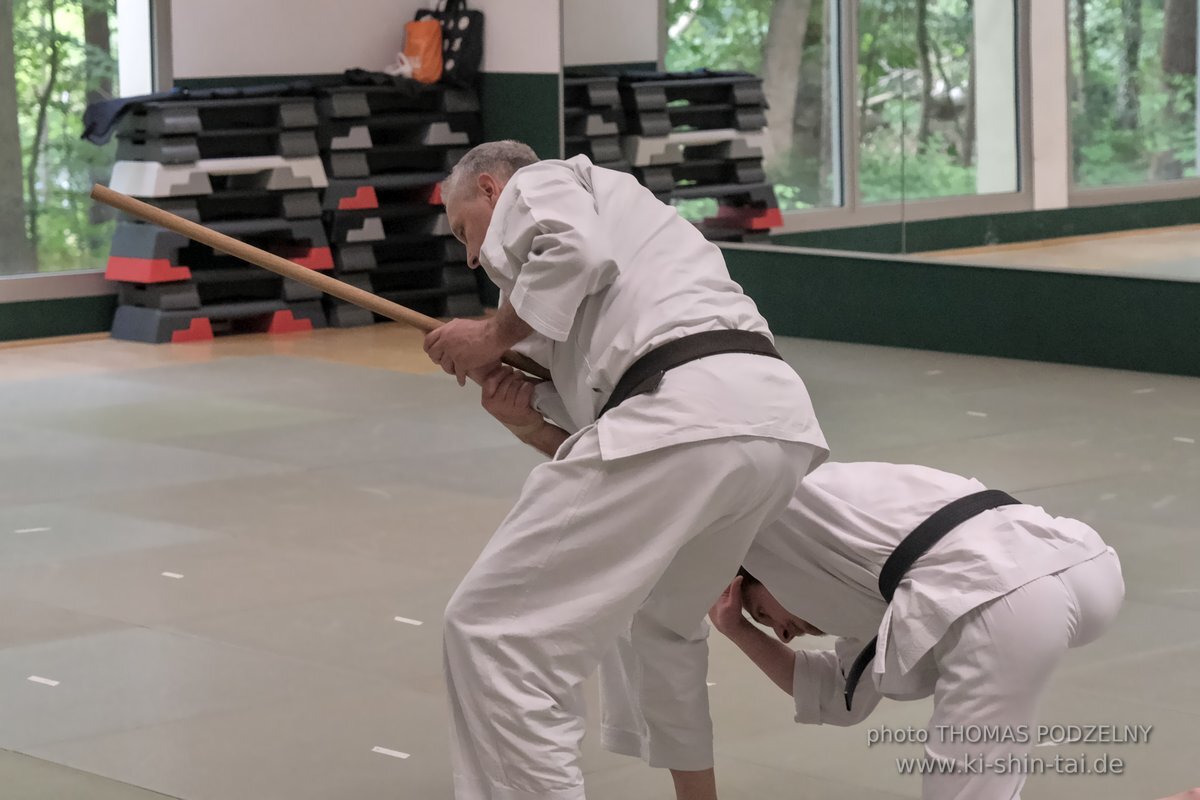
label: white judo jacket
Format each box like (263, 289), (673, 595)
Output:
(479, 155), (827, 461)
(743, 462), (1113, 725)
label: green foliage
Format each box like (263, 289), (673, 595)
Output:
(666, 0), (988, 207)
(859, 133), (977, 202)
(665, 0), (774, 73)
(1071, 0), (1198, 187)
(14, 0), (118, 273)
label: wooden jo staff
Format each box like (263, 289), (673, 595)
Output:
(90, 184), (551, 381)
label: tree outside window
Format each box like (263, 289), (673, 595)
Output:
(2, 0), (119, 276)
(1071, 0), (1199, 187)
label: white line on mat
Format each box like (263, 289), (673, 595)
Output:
(1133, 388), (1156, 395)
(394, 616), (423, 626)
(161, 572), (184, 579)
(372, 746), (410, 759)
(27, 676), (59, 687)
(706, 682), (717, 687)
(1174, 437), (1195, 444)
(966, 411), (988, 418)
(925, 370), (943, 376)
(14, 527), (50, 534)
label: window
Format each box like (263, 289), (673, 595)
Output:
(857, 0), (1019, 204)
(2, 0), (132, 276)
(665, 0), (1020, 218)
(1070, 0), (1198, 188)
(666, 0), (844, 210)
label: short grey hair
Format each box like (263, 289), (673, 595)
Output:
(443, 140), (539, 203)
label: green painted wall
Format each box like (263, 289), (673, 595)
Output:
(774, 196), (1200, 254)
(725, 246), (1200, 377)
(563, 62), (658, 76)
(0, 295), (117, 342)
(479, 72), (561, 159)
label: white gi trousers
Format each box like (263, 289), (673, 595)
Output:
(599, 551), (1124, 800)
(443, 428), (818, 800)
(920, 548), (1124, 800)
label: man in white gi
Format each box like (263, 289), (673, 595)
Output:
(474, 366), (1124, 800)
(697, 461), (1126, 800)
(423, 141), (828, 800)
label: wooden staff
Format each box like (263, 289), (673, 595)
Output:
(90, 184), (551, 381)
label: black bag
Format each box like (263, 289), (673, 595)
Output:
(415, 0), (484, 88)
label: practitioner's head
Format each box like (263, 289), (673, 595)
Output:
(737, 568), (825, 644)
(443, 140), (539, 269)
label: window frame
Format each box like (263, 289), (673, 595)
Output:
(1, 0), (164, 301)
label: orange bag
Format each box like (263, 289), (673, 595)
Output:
(404, 18), (443, 84)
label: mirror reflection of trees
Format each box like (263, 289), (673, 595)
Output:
(667, 0), (840, 210)
(1072, 0), (1199, 187)
(2, 0), (118, 275)
(667, 0), (991, 207)
(669, 0), (1200, 208)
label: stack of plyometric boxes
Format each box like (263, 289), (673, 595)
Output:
(106, 95), (334, 343)
(315, 83), (483, 326)
(618, 71), (781, 242)
(561, 76), (630, 173)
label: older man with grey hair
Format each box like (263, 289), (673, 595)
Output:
(425, 140), (828, 800)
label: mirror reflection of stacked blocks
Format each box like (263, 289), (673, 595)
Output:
(562, 76), (630, 173)
(105, 96), (333, 343)
(316, 84), (485, 326)
(619, 71), (780, 242)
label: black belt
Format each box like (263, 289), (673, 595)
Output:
(597, 330), (783, 418)
(842, 489), (1021, 711)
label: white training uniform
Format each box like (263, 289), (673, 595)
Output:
(605, 461), (1125, 800)
(442, 155), (828, 800)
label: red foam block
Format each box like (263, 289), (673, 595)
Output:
(338, 186), (380, 210)
(285, 247), (334, 271)
(266, 310), (315, 334)
(170, 317), (213, 343)
(106, 257), (191, 283)
(706, 206), (784, 231)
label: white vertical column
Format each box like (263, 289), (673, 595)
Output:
(1029, 0), (1071, 209)
(973, 0), (1018, 194)
(117, 0), (153, 95)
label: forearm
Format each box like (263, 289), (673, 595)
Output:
(721, 622), (796, 697)
(504, 418), (570, 457)
(487, 302), (535, 351)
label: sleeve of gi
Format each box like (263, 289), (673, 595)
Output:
(504, 310), (578, 434)
(502, 167), (620, 342)
(792, 637), (881, 727)
(532, 383), (578, 434)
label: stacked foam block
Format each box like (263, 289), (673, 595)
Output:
(316, 84), (483, 325)
(106, 96), (333, 343)
(561, 76), (630, 173)
(615, 71), (781, 242)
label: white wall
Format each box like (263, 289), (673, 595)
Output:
(171, 0), (417, 79)
(471, 0), (560, 73)
(1029, 0), (1070, 210)
(563, 0), (657, 67)
(170, 0), (560, 79)
(117, 0), (154, 94)
(973, 0), (1017, 194)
